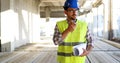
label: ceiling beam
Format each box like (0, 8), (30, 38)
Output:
(79, 0), (86, 7)
(92, 0), (102, 7)
(40, 6), (63, 12)
(39, 1), (64, 7)
(40, 0), (65, 2)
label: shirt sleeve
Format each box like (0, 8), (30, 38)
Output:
(86, 27), (94, 46)
(53, 25), (63, 45)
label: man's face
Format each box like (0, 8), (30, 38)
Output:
(65, 8), (78, 20)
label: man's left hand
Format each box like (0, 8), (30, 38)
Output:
(80, 48), (90, 57)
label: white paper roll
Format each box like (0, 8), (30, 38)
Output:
(73, 43), (86, 56)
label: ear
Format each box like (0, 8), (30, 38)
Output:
(64, 10), (67, 15)
(64, 10), (68, 17)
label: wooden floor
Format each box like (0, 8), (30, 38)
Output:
(86, 40), (120, 63)
(0, 39), (120, 63)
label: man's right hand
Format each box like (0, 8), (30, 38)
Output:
(67, 20), (76, 32)
(61, 20), (76, 40)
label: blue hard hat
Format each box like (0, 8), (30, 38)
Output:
(63, 0), (79, 10)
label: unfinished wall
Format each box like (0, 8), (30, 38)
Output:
(0, 0), (40, 52)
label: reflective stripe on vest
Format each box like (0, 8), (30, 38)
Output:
(58, 42), (86, 56)
(59, 42), (85, 46)
(58, 52), (73, 56)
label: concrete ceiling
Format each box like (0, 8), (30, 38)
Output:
(38, 0), (102, 18)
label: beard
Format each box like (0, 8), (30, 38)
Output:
(67, 14), (77, 21)
(71, 14), (77, 20)
(71, 17), (76, 20)
(70, 15), (76, 20)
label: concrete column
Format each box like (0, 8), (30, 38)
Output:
(1, 0), (14, 52)
(108, 0), (113, 40)
(45, 7), (51, 22)
(102, 3), (108, 39)
(0, 0), (1, 52)
(102, 0), (111, 40)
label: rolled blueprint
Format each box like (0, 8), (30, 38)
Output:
(73, 43), (87, 56)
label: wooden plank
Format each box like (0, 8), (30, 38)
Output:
(0, 52), (27, 63)
(107, 52), (120, 62)
(87, 40), (120, 63)
(85, 56), (90, 63)
(93, 40), (119, 51)
(87, 52), (120, 63)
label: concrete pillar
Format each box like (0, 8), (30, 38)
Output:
(102, 0), (111, 40)
(45, 7), (51, 22)
(1, 0), (14, 52)
(0, 0), (1, 52)
(103, 3), (109, 39)
(108, 0), (113, 40)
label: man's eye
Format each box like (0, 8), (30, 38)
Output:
(67, 10), (78, 13)
(70, 10), (73, 12)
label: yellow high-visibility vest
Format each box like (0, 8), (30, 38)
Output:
(56, 20), (88, 63)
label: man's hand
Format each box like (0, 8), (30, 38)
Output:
(80, 45), (93, 57)
(67, 20), (76, 32)
(79, 48), (89, 57)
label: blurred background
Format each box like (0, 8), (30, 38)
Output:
(0, 0), (120, 63)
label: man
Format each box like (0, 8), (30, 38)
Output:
(53, 0), (93, 63)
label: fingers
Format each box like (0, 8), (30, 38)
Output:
(68, 20), (76, 32)
(80, 48), (89, 57)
